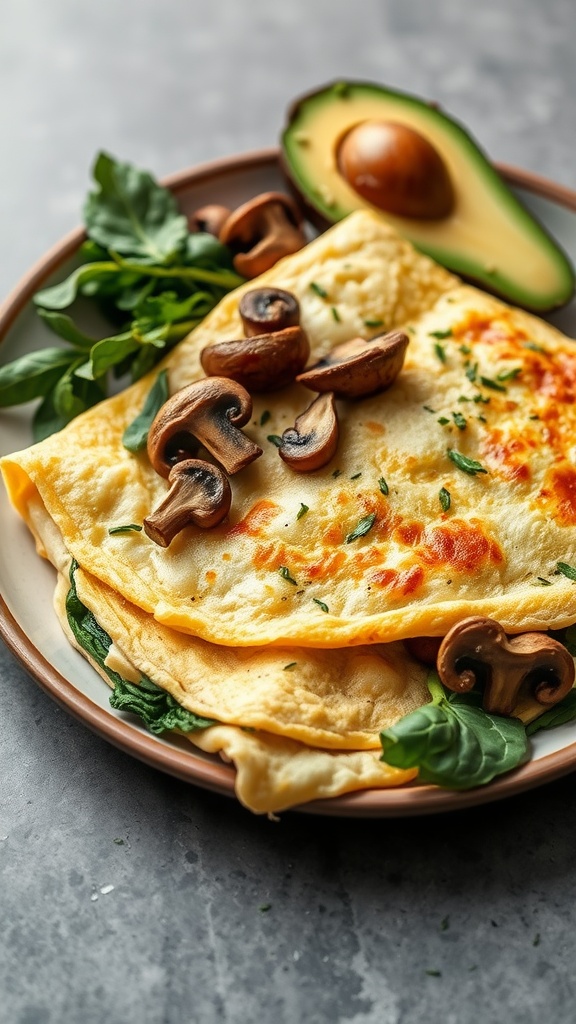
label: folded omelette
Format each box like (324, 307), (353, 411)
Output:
(3, 209), (576, 812)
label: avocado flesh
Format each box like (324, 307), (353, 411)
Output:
(281, 82), (574, 312)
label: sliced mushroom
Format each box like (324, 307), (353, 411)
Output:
(201, 325), (310, 393)
(437, 616), (575, 718)
(143, 459), (231, 547)
(188, 204), (232, 236)
(147, 377), (262, 478)
(278, 392), (339, 472)
(219, 192), (307, 278)
(296, 330), (409, 399)
(239, 287), (301, 337)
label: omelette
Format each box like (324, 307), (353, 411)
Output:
(3, 208), (576, 812)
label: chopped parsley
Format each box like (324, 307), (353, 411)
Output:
(378, 477), (389, 496)
(296, 503), (309, 520)
(278, 565), (298, 585)
(332, 469), (342, 478)
(533, 576), (553, 586)
(477, 414), (487, 423)
(364, 318), (383, 328)
(434, 342), (447, 363)
(267, 434), (283, 448)
(473, 393), (490, 404)
(350, 472), (362, 480)
(459, 344), (471, 355)
(331, 306), (341, 322)
(452, 411), (467, 431)
(108, 524), (142, 535)
(437, 416), (450, 426)
(557, 562), (576, 582)
(447, 449), (488, 476)
(423, 405), (436, 414)
(310, 281), (328, 298)
(523, 341), (546, 353)
(465, 363), (478, 383)
(497, 367), (521, 382)
(345, 513), (376, 543)
(480, 375), (507, 392)
(439, 487), (451, 512)
(260, 409), (271, 426)
(429, 329), (452, 339)
(313, 598), (330, 613)
(283, 662), (297, 671)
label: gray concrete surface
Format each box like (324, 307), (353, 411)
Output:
(2, 1), (576, 1021)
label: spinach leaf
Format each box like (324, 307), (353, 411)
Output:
(37, 309), (98, 350)
(34, 262), (121, 309)
(65, 560), (215, 735)
(83, 151), (188, 263)
(380, 673), (528, 788)
(109, 677), (215, 736)
(0, 348), (77, 406)
(122, 369), (169, 452)
(526, 689), (576, 735)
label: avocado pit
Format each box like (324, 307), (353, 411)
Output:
(336, 120), (455, 220)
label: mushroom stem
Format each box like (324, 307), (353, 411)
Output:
(437, 616), (575, 718)
(143, 459), (231, 547)
(278, 392), (339, 472)
(147, 377), (262, 478)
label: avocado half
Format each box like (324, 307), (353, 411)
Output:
(280, 81), (574, 312)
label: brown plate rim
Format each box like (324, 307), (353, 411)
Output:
(1, 147), (576, 817)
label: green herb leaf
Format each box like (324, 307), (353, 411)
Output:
(497, 367), (521, 382)
(459, 344), (471, 355)
(310, 281), (328, 298)
(523, 341), (546, 354)
(313, 598), (329, 613)
(533, 576), (553, 586)
(447, 449), (488, 476)
(110, 676), (215, 735)
(332, 469), (342, 478)
(279, 565), (298, 585)
(83, 151), (188, 263)
(345, 513), (376, 544)
(480, 375), (507, 393)
(34, 262), (121, 310)
(526, 689), (576, 735)
(0, 348), (77, 407)
(423, 405), (436, 414)
(557, 561), (576, 582)
(452, 411), (467, 430)
(465, 363), (478, 383)
(37, 309), (98, 350)
(350, 472), (362, 480)
(439, 487), (451, 512)
(108, 524), (143, 535)
(260, 410), (271, 426)
(296, 503), (309, 520)
(429, 329), (452, 339)
(267, 434), (283, 448)
(434, 342), (447, 363)
(364, 318), (383, 328)
(380, 674), (528, 788)
(437, 417), (450, 426)
(331, 306), (341, 322)
(283, 662), (297, 671)
(66, 560), (214, 734)
(122, 369), (169, 452)
(378, 477), (389, 496)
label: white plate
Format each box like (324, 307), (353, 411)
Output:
(2, 148), (576, 816)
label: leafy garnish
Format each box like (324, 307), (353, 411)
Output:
(429, 329), (452, 339)
(378, 477), (389, 496)
(465, 363), (478, 383)
(533, 576), (553, 586)
(447, 449), (488, 476)
(122, 369), (169, 452)
(480, 375), (507, 393)
(380, 673), (528, 788)
(65, 559), (214, 735)
(267, 434), (283, 448)
(279, 566), (298, 585)
(557, 561), (576, 582)
(345, 513), (376, 543)
(437, 417), (450, 426)
(331, 306), (341, 322)
(439, 487), (451, 512)
(497, 367), (521, 382)
(526, 690), (576, 735)
(364, 318), (383, 328)
(313, 598), (330, 613)
(296, 503), (309, 520)
(452, 412), (467, 430)
(108, 524), (142, 535)
(310, 281), (328, 298)
(434, 342), (447, 363)
(283, 662), (297, 671)
(260, 410), (271, 426)
(0, 152), (243, 438)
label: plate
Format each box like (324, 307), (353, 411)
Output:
(2, 148), (576, 817)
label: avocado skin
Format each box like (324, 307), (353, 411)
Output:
(280, 80), (575, 313)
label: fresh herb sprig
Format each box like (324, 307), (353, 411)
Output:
(0, 152), (244, 441)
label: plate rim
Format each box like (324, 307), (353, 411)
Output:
(2, 146), (576, 817)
